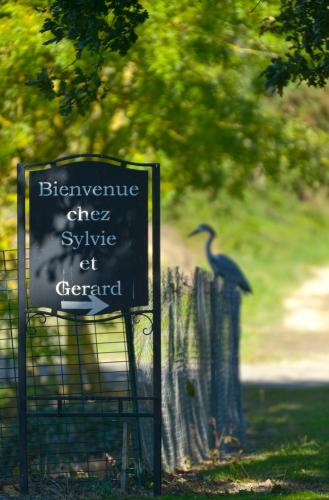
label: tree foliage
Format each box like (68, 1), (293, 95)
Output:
(262, 0), (329, 94)
(0, 0), (328, 249)
(28, 0), (148, 115)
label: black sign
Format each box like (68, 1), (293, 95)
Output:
(29, 161), (148, 315)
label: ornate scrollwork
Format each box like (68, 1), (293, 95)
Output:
(26, 311), (49, 327)
(25, 308), (154, 327)
(132, 312), (153, 336)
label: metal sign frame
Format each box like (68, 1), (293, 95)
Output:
(17, 154), (161, 495)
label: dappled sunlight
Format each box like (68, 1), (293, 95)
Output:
(267, 403), (302, 412)
(184, 387), (329, 496)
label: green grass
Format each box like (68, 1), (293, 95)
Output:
(6, 388), (328, 498)
(157, 493), (329, 499)
(164, 186), (329, 361)
(203, 386), (329, 497)
(128, 386), (329, 499)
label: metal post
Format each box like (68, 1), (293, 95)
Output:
(123, 309), (143, 484)
(17, 163), (28, 494)
(152, 164), (161, 496)
(209, 279), (217, 445)
(120, 421), (128, 492)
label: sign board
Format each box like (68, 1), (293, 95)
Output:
(29, 161), (148, 315)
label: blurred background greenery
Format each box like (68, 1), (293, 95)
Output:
(0, 0), (328, 364)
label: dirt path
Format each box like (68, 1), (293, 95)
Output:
(283, 266), (329, 334)
(242, 266), (329, 385)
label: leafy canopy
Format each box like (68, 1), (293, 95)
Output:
(0, 0), (328, 249)
(28, 0), (148, 115)
(262, 0), (329, 94)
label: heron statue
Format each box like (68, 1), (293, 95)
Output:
(188, 223), (252, 293)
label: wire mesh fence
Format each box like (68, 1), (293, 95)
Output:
(0, 249), (149, 492)
(134, 267), (245, 472)
(0, 250), (244, 488)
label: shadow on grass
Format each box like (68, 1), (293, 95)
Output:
(159, 386), (329, 498)
(1, 387), (328, 499)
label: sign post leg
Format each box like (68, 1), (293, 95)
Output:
(123, 310), (143, 485)
(17, 163), (28, 494)
(152, 164), (162, 496)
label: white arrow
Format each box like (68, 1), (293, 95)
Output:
(61, 295), (109, 315)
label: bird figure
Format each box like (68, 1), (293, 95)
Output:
(188, 223), (252, 293)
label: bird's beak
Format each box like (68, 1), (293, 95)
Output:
(188, 229), (199, 238)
